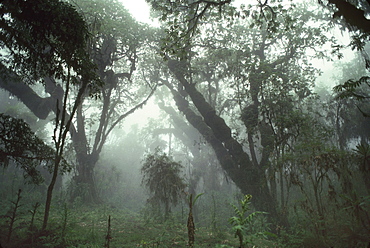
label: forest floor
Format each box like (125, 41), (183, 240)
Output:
(0, 205), (277, 248)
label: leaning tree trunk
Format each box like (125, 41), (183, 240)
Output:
(164, 61), (277, 217)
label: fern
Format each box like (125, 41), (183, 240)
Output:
(228, 195), (267, 248)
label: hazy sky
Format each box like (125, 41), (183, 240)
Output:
(118, 0), (161, 128)
(121, 0), (244, 24)
(120, 0), (154, 24)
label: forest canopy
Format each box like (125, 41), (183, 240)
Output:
(0, 0), (369, 247)
(0, 0), (100, 87)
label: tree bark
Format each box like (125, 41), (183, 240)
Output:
(0, 69), (55, 120)
(162, 71), (277, 216)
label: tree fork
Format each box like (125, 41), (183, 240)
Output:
(165, 82), (269, 207)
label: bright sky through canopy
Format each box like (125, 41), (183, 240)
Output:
(118, 0), (160, 127)
(120, 0), (155, 24)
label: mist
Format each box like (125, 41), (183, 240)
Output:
(0, 0), (369, 247)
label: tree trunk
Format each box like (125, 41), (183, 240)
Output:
(72, 164), (100, 204)
(163, 66), (277, 216)
(42, 157), (61, 230)
(70, 148), (101, 204)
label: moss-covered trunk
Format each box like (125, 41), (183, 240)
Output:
(166, 60), (277, 217)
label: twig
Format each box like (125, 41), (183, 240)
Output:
(7, 189), (22, 243)
(105, 215), (112, 248)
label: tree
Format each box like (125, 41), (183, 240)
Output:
(0, 0), (157, 205)
(147, 0), (370, 116)
(328, 56), (370, 146)
(146, 0), (337, 221)
(321, 0), (370, 53)
(141, 148), (186, 219)
(65, 0), (158, 203)
(0, 0), (101, 229)
(147, 0), (370, 54)
(334, 76), (370, 117)
(323, 0), (370, 116)
(0, 0), (99, 85)
(146, 0), (232, 58)
(0, 113), (70, 185)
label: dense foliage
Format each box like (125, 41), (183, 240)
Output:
(0, 0), (100, 86)
(141, 148), (186, 219)
(0, 113), (70, 184)
(0, 0), (369, 247)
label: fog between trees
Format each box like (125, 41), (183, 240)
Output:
(0, 0), (369, 247)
